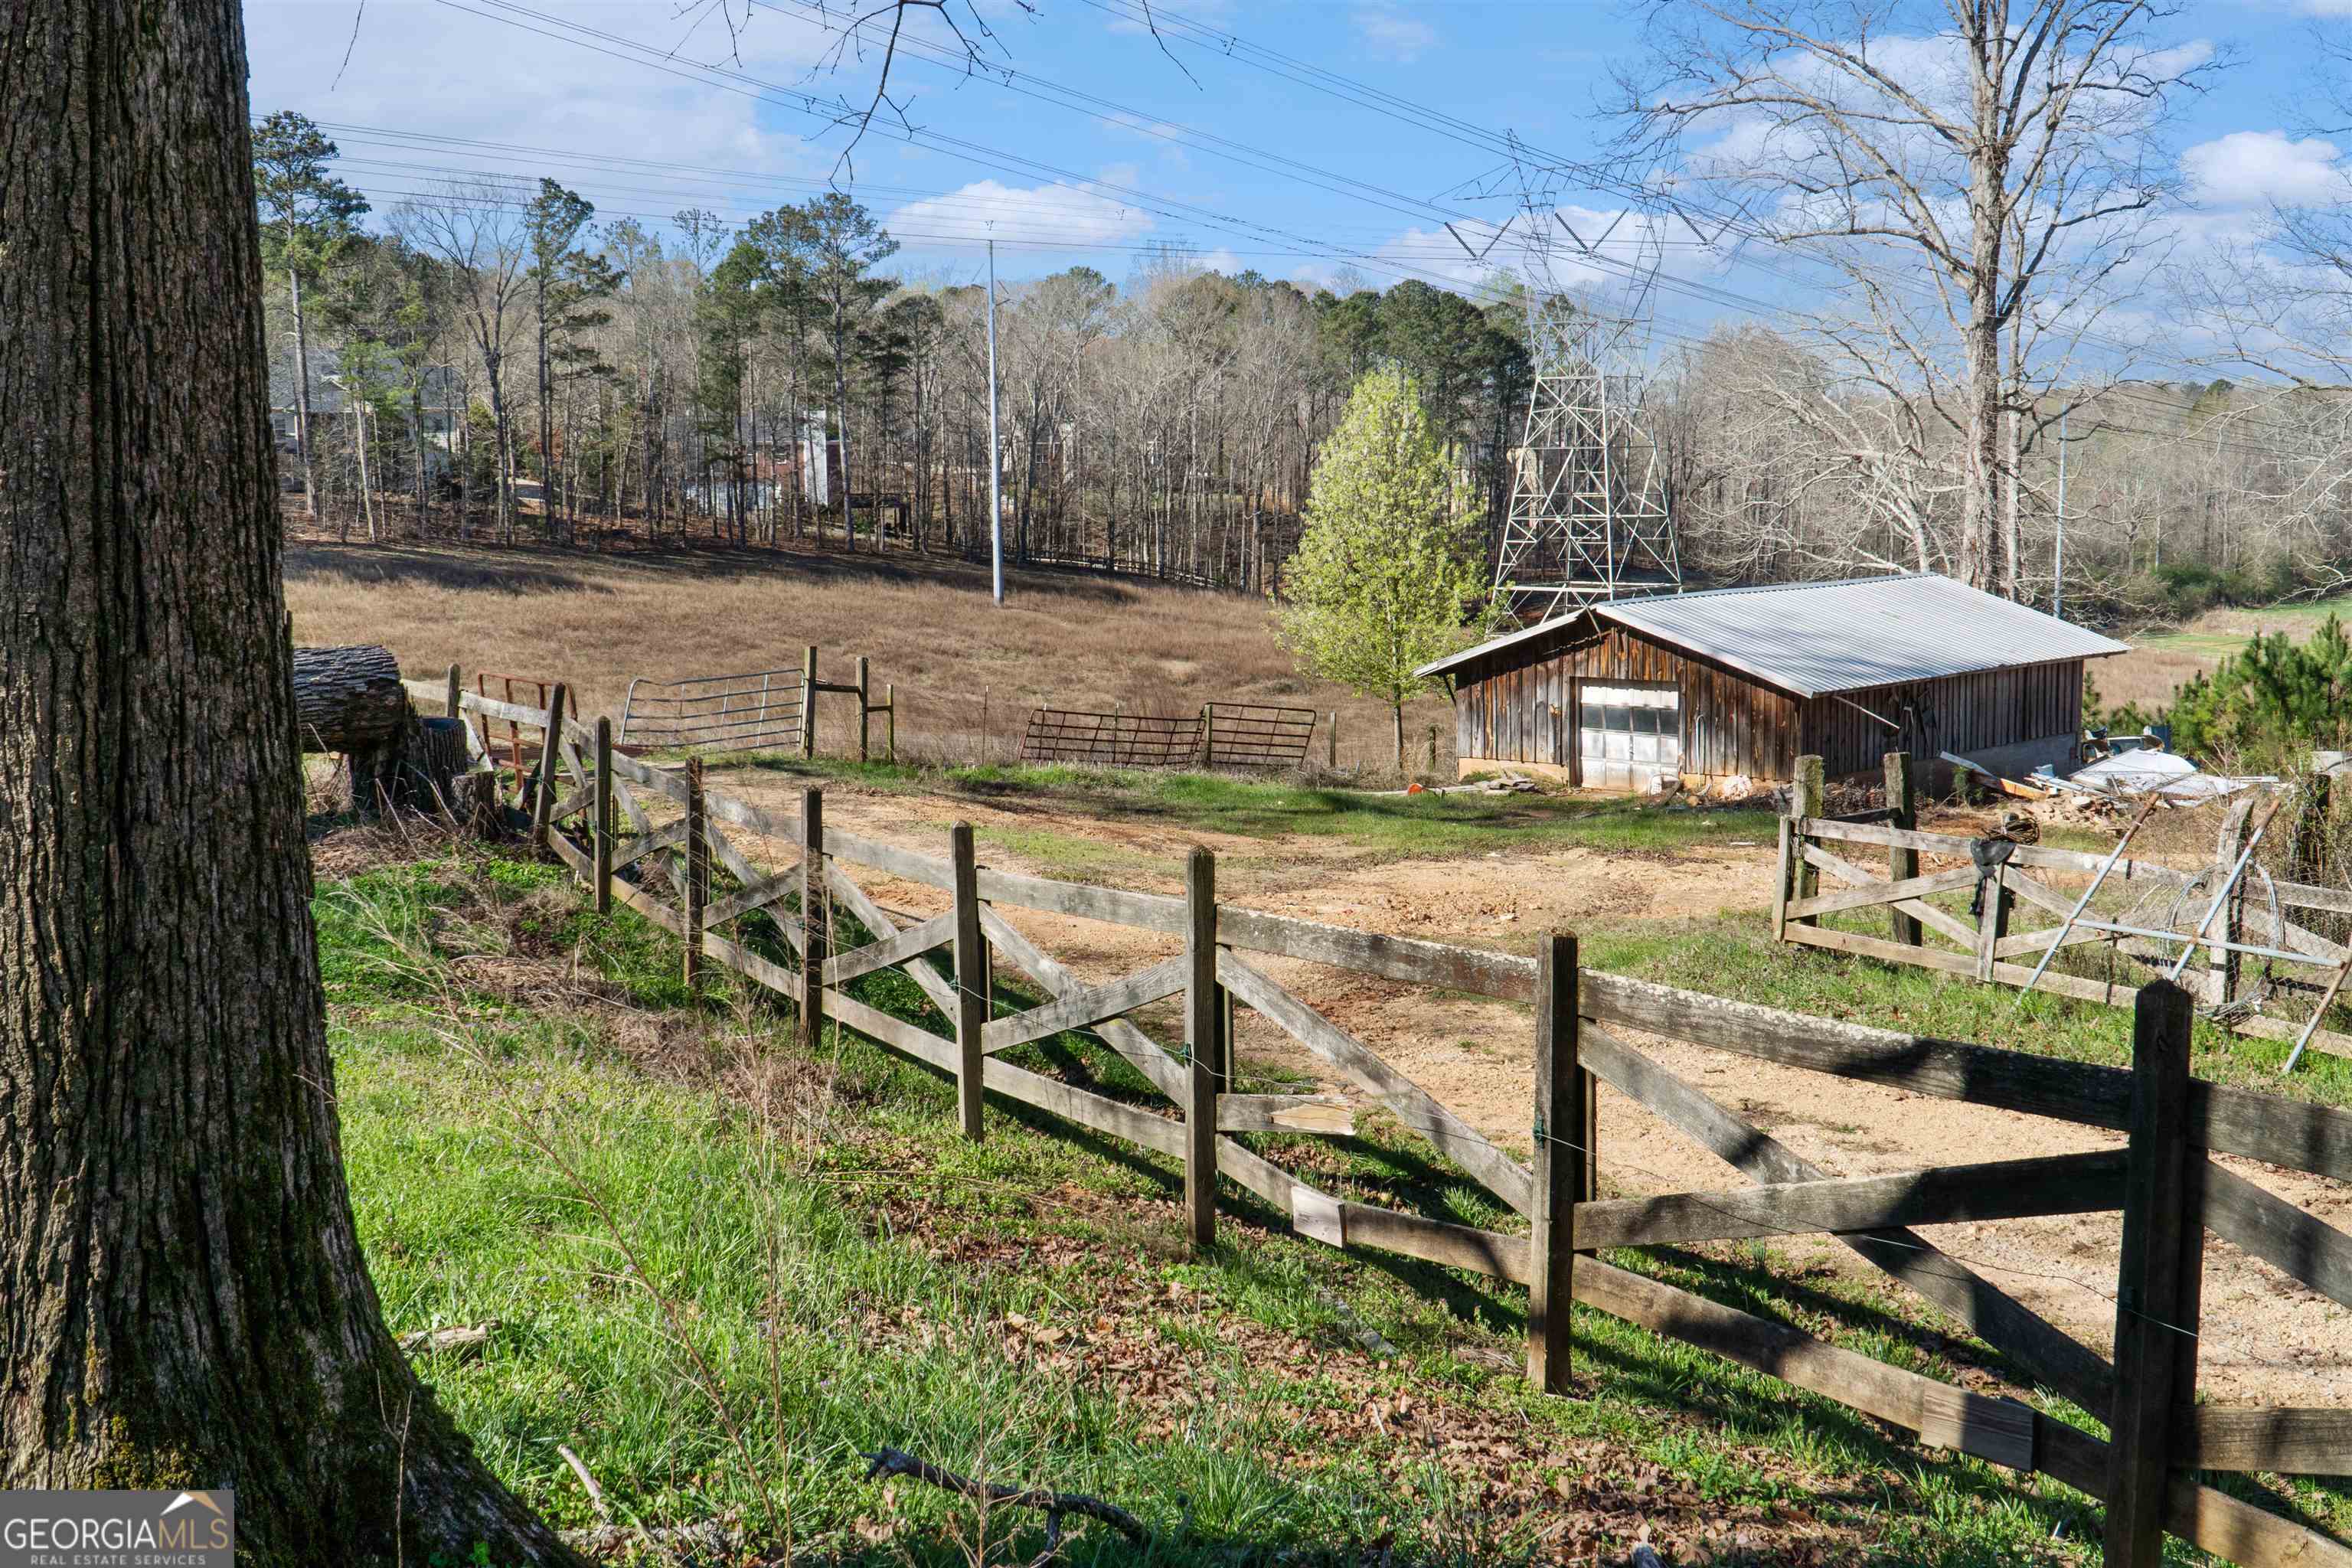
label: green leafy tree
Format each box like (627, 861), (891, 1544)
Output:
(1278, 368), (1494, 772)
(253, 110), (370, 521)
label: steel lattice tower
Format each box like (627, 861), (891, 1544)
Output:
(1493, 309), (1681, 623)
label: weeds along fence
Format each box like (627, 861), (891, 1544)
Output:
(1774, 753), (2352, 1070)
(409, 684), (2352, 1568)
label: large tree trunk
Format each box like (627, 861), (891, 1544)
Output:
(0, 6), (576, 1564)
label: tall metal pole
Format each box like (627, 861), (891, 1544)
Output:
(986, 235), (1004, 605)
(2053, 408), (2068, 620)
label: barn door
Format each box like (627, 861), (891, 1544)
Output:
(1579, 681), (1681, 791)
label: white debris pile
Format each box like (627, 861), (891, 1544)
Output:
(2057, 748), (2274, 804)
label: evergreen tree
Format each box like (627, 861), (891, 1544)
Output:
(2170, 616), (2352, 761)
(253, 110), (370, 523)
(1277, 368), (1494, 772)
(524, 179), (621, 537)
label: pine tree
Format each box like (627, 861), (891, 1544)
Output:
(253, 111), (370, 527)
(1277, 367), (1494, 772)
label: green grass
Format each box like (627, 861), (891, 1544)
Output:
(320, 845), (2348, 1564)
(1585, 911), (2352, 1106)
(2131, 593), (2352, 662)
(723, 753), (1779, 863)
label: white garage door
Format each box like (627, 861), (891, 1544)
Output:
(1579, 682), (1681, 791)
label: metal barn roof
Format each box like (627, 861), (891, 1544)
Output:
(1415, 574), (2128, 697)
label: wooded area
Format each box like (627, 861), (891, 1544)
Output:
(266, 119), (2352, 626)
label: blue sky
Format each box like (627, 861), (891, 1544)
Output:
(243, 0), (2349, 354)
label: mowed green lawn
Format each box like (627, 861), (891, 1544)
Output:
(318, 835), (2351, 1566)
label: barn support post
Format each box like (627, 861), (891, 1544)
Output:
(1885, 751), (1920, 948)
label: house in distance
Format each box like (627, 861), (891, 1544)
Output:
(1417, 574), (2129, 792)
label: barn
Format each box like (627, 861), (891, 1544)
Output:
(1417, 574), (2129, 792)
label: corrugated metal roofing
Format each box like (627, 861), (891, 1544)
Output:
(1415, 574), (2129, 697)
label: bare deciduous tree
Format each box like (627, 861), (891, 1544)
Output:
(1619, 0), (2211, 590)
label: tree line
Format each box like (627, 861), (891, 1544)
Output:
(263, 105), (2352, 629)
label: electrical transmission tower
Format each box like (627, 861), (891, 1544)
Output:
(1461, 144), (1698, 623)
(1491, 305), (1681, 622)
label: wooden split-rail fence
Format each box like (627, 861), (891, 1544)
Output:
(1774, 751), (2352, 1065)
(405, 684), (2352, 1567)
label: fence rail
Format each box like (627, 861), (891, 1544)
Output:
(1771, 751), (2352, 1068)
(403, 685), (2352, 1568)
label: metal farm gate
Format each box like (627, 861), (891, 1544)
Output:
(620, 668), (805, 756)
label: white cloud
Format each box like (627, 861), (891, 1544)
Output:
(1352, 7), (1436, 63)
(2183, 129), (2351, 207)
(886, 177), (1155, 252)
(245, 0), (834, 235)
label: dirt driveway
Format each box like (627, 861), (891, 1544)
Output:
(708, 767), (2352, 1411)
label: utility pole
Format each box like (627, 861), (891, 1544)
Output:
(986, 234), (1004, 605)
(2055, 408), (2068, 621)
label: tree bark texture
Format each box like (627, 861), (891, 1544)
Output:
(0, 4), (574, 1563)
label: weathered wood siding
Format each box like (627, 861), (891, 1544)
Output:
(1453, 626), (1798, 783)
(1797, 662), (2084, 779)
(1453, 623), (2087, 786)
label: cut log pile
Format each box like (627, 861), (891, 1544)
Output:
(294, 643), (473, 818)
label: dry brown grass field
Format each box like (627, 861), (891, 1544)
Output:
(2096, 590), (2352, 713)
(283, 527), (1459, 773)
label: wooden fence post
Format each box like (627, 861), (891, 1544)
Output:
(683, 756), (707, 990)
(1792, 755), (1824, 917)
(444, 662), (461, 724)
(800, 645), (818, 760)
(1527, 932), (1583, 1395)
(530, 682), (567, 854)
(799, 787), (825, 1052)
(856, 655), (871, 763)
(1185, 845), (1220, 1252)
(1977, 870), (2011, 982)
(593, 717), (613, 916)
(1327, 710), (1338, 771)
(2211, 796), (2258, 1008)
(952, 822), (986, 1141)
(886, 683), (897, 763)
(1885, 751), (1920, 948)
(2103, 979), (2202, 1568)
(1201, 703), (1217, 770)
